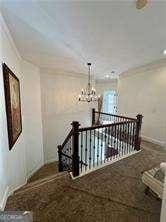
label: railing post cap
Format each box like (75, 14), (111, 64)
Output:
(71, 121), (80, 128)
(136, 114), (143, 119)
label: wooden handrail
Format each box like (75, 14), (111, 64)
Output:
(78, 120), (136, 132)
(61, 129), (73, 149)
(95, 111), (137, 121)
(58, 129), (73, 172)
(61, 152), (72, 159)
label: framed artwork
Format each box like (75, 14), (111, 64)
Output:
(2, 63), (22, 150)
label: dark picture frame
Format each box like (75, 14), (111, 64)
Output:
(2, 63), (22, 150)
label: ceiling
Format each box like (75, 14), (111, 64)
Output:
(1, 0), (166, 79)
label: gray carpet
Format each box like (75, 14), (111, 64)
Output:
(5, 141), (166, 222)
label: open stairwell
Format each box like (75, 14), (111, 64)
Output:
(58, 109), (143, 178)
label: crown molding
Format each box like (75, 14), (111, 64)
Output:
(96, 78), (118, 84)
(0, 12), (22, 60)
(40, 67), (88, 79)
(119, 58), (166, 79)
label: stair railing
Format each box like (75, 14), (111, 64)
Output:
(58, 129), (73, 172)
(58, 109), (143, 177)
(92, 108), (139, 125)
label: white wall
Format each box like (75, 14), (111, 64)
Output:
(1, 13), (27, 208)
(40, 69), (93, 163)
(118, 60), (166, 146)
(0, 13), (9, 210)
(0, 14), (43, 209)
(21, 60), (44, 178)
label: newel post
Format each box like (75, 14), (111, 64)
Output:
(135, 114), (143, 151)
(58, 145), (63, 172)
(72, 121), (80, 177)
(92, 108), (95, 126)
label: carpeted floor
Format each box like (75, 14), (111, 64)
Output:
(5, 141), (166, 222)
(28, 162), (59, 183)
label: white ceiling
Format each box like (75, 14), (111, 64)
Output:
(1, 0), (166, 79)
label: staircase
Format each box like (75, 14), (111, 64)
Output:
(58, 109), (143, 178)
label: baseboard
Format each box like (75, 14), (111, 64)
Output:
(45, 157), (57, 164)
(0, 162), (44, 210)
(0, 179), (28, 210)
(1, 162), (44, 210)
(0, 186), (9, 211)
(142, 135), (166, 148)
(8, 180), (28, 198)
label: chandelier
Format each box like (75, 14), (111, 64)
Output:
(79, 63), (99, 102)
